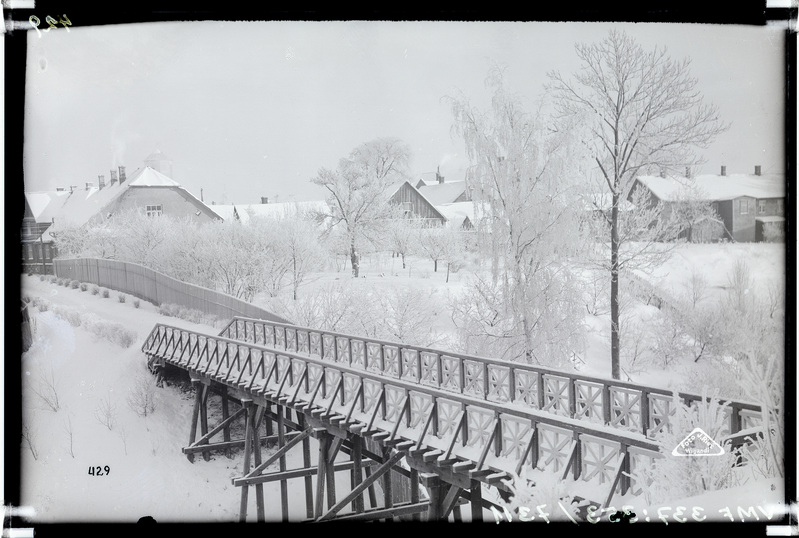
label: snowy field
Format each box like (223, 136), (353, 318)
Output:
(17, 241), (787, 523)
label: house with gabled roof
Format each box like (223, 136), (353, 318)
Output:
(387, 179), (447, 225)
(415, 167), (471, 206)
(22, 157), (221, 273)
(630, 166), (786, 242)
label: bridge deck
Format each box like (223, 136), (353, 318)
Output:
(141, 319), (764, 519)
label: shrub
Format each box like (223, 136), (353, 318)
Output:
(102, 289), (110, 299)
(118, 294), (126, 303)
(133, 299), (140, 309)
(92, 286), (100, 295)
(37, 303), (49, 312)
(39, 275), (46, 282)
(127, 374), (157, 417)
(80, 283), (88, 292)
(49, 276), (57, 284)
(70, 280), (79, 289)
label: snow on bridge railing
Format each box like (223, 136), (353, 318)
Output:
(217, 316), (763, 442)
(142, 322), (665, 502)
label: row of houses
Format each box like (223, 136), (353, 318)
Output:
(21, 156), (476, 274)
(22, 154), (785, 274)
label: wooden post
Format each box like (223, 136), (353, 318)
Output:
(221, 391), (231, 457)
(470, 480), (483, 522)
(383, 447), (393, 522)
(640, 390), (650, 437)
(351, 436), (364, 514)
(239, 400), (254, 522)
(422, 474), (443, 521)
(326, 434), (337, 509)
(602, 383), (612, 425)
(315, 433), (330, 519)
(187, 380), (203, 463)
(278, 405), (289, 520)
(299, 414), (314, 519)
(410, 468), (420, 522)
(264, 401), (274, 447)
(251, 407), (265, 522)
(200, 386), (210, 462)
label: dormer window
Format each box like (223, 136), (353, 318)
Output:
(146, 205), (163, 217)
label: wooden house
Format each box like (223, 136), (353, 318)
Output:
(630, 166), (785, 243)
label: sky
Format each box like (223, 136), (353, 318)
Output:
(23, 21), (788, 205)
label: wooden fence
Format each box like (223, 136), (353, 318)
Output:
(54, 258), (290, 324)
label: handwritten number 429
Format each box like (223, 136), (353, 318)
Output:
(88, 465), (110, 476)
(29, 15), (71, 37)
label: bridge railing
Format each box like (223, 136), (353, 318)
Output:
(143, 322), (666, 502)
(217, 316), (763, 441)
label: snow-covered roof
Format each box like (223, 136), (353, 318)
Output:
(127, 166), (181, 187)
(213, 200), (330, 225)
(26, 166), (221, 233)
(416, 180), (468, 205)
(435, 202), (474, 228)
(25, 190), (72, 223)
(637, 174), (785, 202)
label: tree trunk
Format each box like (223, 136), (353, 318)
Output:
(610, 194), (621, 380)
(350, 236), (359, 278)
(401, 252), (406, 269)
(446, 262), (450, 283)
(433, 259), (438, 272)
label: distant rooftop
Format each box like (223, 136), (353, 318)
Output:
(637, 173), (785, 202)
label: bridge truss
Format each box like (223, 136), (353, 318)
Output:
(141, 316), (763, 522)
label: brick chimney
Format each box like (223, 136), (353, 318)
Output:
(99, 174), (106, 189)
(110, 170), (118, 185)
(69, 185), (77, 193)
(118, 165), (126, 183)
(436, 166), (445, 184)
(261, 196), (269, 204)
(720, 165), (726, 176)
(755, 165), (762, 176)
(86, 181), (94, 190)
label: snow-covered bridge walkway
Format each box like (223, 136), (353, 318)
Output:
(141, 316), (763, 522)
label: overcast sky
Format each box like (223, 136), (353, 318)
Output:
(23, 21), (787, 205)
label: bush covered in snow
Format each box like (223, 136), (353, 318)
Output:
(157, 303), (226, 328)
(102, 289), (110, 299)
(80, 283), (88, 292)
(91, 286), (100, 295)
(118, 293), (126, 303)
(629, 393), (741, 505)
(127, 372), (157, 417)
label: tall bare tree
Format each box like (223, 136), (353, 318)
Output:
(311, 137), (411, 277)
(449, 67), (586, 367)
(548, 30), (727, 379)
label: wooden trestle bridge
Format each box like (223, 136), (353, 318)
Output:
(141, 316), (764, 522)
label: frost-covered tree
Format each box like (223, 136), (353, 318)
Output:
(449, 66), (586, 367)
(311, 137), (412, 277)
(549, 30), (728, 379)
(380, 204), (421, 270)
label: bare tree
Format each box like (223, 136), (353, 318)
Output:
(449, 66), (587, 367)
(31, 364), (60, 412)
(95, 391), (117, 431)
(64, 415), (75, 458)
(311, 137), (412, 277)
(22, 424), (39, 460)
(548, 30), (728, 379)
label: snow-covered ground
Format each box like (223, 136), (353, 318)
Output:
(17, 241), (786, 523)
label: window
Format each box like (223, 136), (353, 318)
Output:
(145, 204), (163, 217)
(402, 201), (413, 216)
(758, 200), (766, 214)
(739, 199), (748, 215)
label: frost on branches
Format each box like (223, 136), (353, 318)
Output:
(448, 66), (587, 369)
